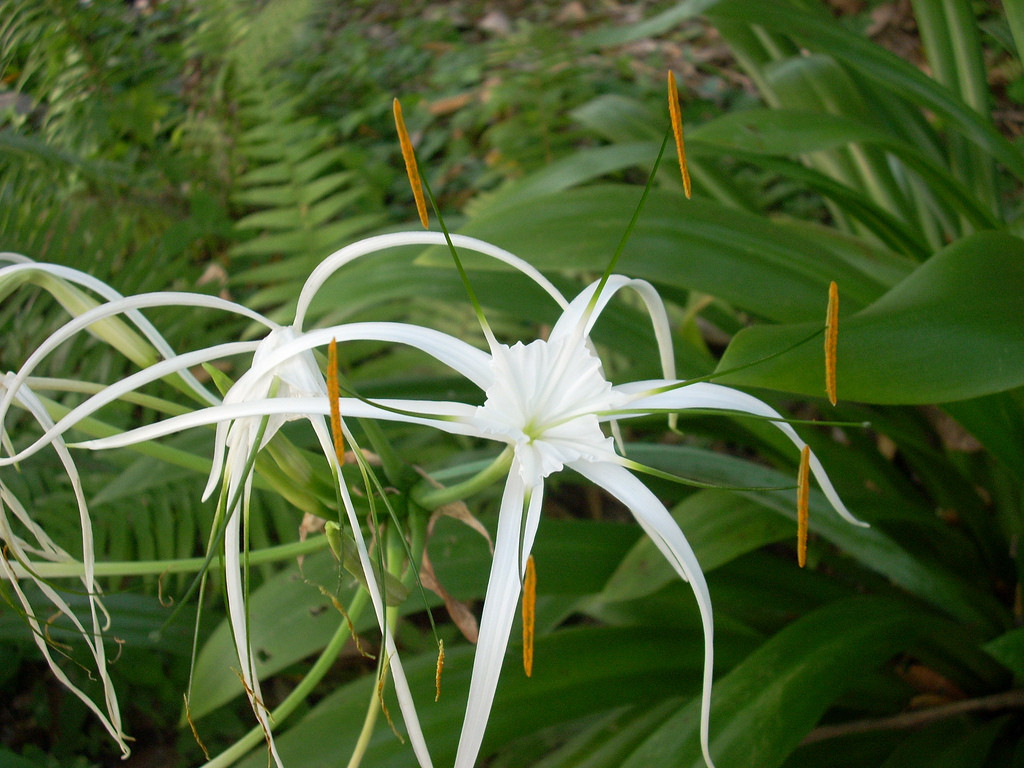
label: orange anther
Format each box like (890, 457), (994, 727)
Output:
(667, 71), (692, 199)
(393, 98), (429, 229)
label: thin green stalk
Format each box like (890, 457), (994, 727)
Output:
(411, 446), (514, 510)
(585, 132), (670, 320)
(12, 536), (328, 580)
(346, 672), (382, 768)
(347, 530), (405, 768)
(201, 587), (370, 768)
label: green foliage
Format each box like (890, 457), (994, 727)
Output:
(3, 2), (1024, 768)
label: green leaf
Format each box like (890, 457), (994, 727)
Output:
(983, 626), (1024, 679)
(700, 0), (1024, 182)
(876, 718), (1009, 768)
(618, 597), (958, 768)
(626, 444), (1008, 631)
(235, 623), (751, 768)
(602, 490), (791, 602)
(188, 518), (639, 721)
(717, 231), (1024, 404)
(448, 186), (901, 323)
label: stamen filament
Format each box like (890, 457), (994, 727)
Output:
(825, 281), (839, 406)
(522, 555), (536, 677)
(393, 98), (429, 229)
(667, 71), (692, 199)
(327, 338), (344, 464)
(797, 445), (810, 568)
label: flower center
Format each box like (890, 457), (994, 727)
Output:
(474, 334), (622, 484)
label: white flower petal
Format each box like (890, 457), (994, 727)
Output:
(615, 381), (868, 527)
(0, 341), (258, 467)
(220, 476), (284, 768)
(572, 460), (717, 768)
(549, 275), (676, 381)
(295, 232), (568, 330)
(305, 419), (434, 767)
(0, 289), (276, 431)
(73, 396), (484, 452)
(454, 468), (537, 768)
(0, 376), (128, 755)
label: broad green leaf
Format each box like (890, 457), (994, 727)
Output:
(467, 142), (658, 217)
(618, 596), (958, 768)
(235, 623), (753, 768)
(187, 518), (639, 721)
(699, 0), (1024, 181)
(944, 390), (1024, 479)
(446, 186), (899, 323)
(716, 231), (1024, 404)
(690, 108), (996, 231)
(626, 443), (1008, 631)
(877, 718), (1009, 768)
(570, 94), (663, 143)
(983, 626), (1024, 679)
(529, 701), (683, 768)
(602, 490), (791, 602)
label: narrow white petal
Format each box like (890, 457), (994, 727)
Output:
(0, 291), (275, 429)
(0, 378), (128, 754)
(0, 260), (270, 405)
(306, 420), (435, 767)
(572, 461), (717, 768)
(549, 275), (675, 380)
(454, 469), (533, 768)
(221, 477), (284, 768)
(73, 396), (485, 451)
(0, 341), (257, 467)
(295, 232), (568, 330)
(614, 381), (868, 527)
(250, 323), (495, 391)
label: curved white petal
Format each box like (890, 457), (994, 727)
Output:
(549, 275), (675, 381)
(0, 291), (276, 431)
(572, 460), (717, 768)
(0, 375), (128, 755)
(72, 396), (485, 452)
(295, 232), (568, 329)
(306, 418), (435, 767)
(615, 380), (867, 527)
(454, 468), (538, 768)
(220, 474), (284, 768)
(203, 327), (327, 500)
(0, 341), (258, 466)
(232, 323), (494, 393)
(0, 259), (270, 406)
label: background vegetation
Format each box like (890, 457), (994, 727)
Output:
(2, 1), (1024, 767)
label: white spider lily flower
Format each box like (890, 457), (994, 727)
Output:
(0, 233), (562, 768)
(70, 240), (863, 768)
(4, 233), (863, 768)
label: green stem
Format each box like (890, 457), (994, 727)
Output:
(201, 587), (370, 768)
(347, 529), (405, 768)
(410, 446), (513, 510)
(357, 417), (407, 490)
(13, 537), (328, 580)
(346, 650), (382, 768)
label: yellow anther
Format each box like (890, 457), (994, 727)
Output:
(797, 445), (810, 568)
(522, 555), (536, 677)
(667, 71), (692, 199)
(825, 281), (839, 406)
(435, 639), (445, 702)
(393, 98), (429, 229)
(327, 338), (344, 464)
